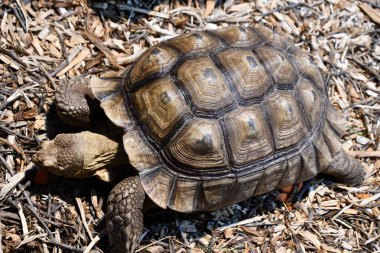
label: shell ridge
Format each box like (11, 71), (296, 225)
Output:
(209, 49), (241, 106)
(218, 118), (233, 170)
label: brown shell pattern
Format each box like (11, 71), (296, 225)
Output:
(95, 26), (343, 213)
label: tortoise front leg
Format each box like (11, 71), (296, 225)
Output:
(55, 77), (107, 127)
(55, 77), (94, 126)
(107, 176), (145, 253)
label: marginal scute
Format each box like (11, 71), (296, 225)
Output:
(287, 50), (325, 92)
(139, 167), (173, 209)
(200, 176), (235, 211)
(278, 155), (301, 187)
(254, 159), (288, 195)
(168, 31), (221, 54)
(91, 72), (131, 129)
(217, 49), (273, 102)
(312, 127), (333, 169)
(123, 128), (159, 171)
(255, 46), (298, 88)
(253, 26), (290, 50)
(210, 26), (264, 47)
(166, 178), (199, 212)
(177, 57), (235, 115)
(325, 104), (347, 137)
(127, 45), (178, 87)
(322, 121), (342, 157)
(298, 143), (318, 181)
(99, 93), (130, 129)
(91, 70), (125, 100)
(132, 77), (192, 144)
(265, 91), (309, 150)
(295, 78), (324, 130)
(222, 106), (273, 167)
(233, 170), (264, 202)
(165, 119), (228, 170)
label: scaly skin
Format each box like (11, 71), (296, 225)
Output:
(55, 77), (94, 127)
(323, 151), (365, 186)
(33, 131), (128, 180)
(107, 176), (145, 253)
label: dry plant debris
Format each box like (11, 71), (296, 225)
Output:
(0, 0), (379, 252)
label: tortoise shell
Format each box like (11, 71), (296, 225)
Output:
(91, 26), (345, 212)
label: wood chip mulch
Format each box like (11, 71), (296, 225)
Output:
(0, 0), (379, 252)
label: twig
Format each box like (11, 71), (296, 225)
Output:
(16, 201), (29, 238)
(83, 230), (106, 253)
(75, 197), (94, 240)
(0, 84), (40, 111)
(348, 56), (380, 82)
(135, 236), (174, 253)
(10, 6), (27, 33)
(82, 30), (123, 70)
(0, 163), (37, 202)
(0, 217), (2, 253)
(56, 9), (80, 21)
(352, 104), (380, 110)
(168, 7), (204, 27)
(258, 1), (323, 19)
(0, 137), (27, 167)
(117, 4), (169, 19)
(360, 0), (380, 9)
(0, 124), (34, 141)
(14, 0), (29, 32)
(348, 150), (380, 158)
(360, 192), (380, 207)
(31, 58), (58, 90)
(332, 203), (355, 220)
(16, 233), (47, 249)
(43, 239), (84, 253)
(0, 47), (28, 68)
(216, 216), (270, 232)
(25, 204), (54, 238)
(0, 155), (15, 176)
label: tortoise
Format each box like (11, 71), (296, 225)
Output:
(34, 25), (365, 253)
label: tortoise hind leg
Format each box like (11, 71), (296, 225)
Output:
(322, 151), (365, 186)
(107, 176), (145, 253)
(55, 77), (102, 127)
(314, 121), (365, 186)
